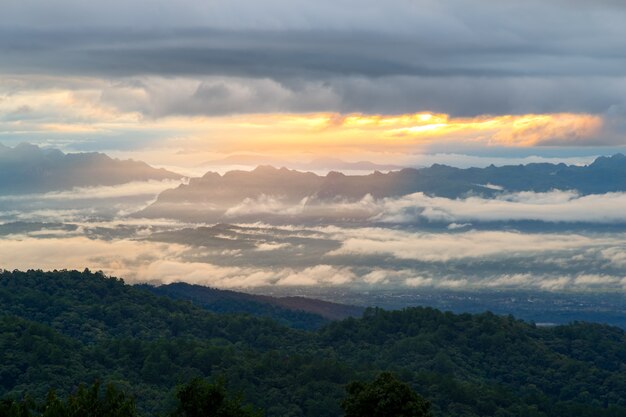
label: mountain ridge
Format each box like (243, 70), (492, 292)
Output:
(141, 282), (365, 329)
(138, 154), (626, 222)
(0, 143), (183, 194)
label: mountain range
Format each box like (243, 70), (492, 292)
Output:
(0, 143), (182, 194)
(139, 154), (626, 222)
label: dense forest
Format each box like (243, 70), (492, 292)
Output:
(1, 270), (625, 416)
(0, 373), (433, 417)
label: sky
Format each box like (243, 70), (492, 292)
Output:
(2, 0), (626, 168)
(2, 0), (626, 297)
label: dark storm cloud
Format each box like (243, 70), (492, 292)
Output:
(0, 29), (526, 79)
(3, 0), (626, 117)
(3, 28), (626, 79)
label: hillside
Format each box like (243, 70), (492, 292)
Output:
(141, 282), (359, 329)
(1, 270), (625, 417)
(144, 282), (364, 326)
(0, 143), (182, 194)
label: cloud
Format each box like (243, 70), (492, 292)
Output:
(482, 274), (534, 288)
(574, 274), (622, 286)
(537, 277), (571, 291)
(0, 179), (183, 202)
(0, 208), (86, 223)
(136, 261), (356, 287)
(224, 195), (308, 218)
(276, 265), (356, 286)
(0, 235), (356, 288)
(204, 190), (626, 225)
(2, 229), (626, 291)
(405, 276), (434, 287)
(600, 247), (626, 268)
(327, 228), (616, 262)
(99, 77), (340, 117)
(3, 0), (626, 122)
(375, 191), (626, 224)
(7, 184), (626, 294)
(1, 74), (623, 155)
(0, 236), (187, 278)
(255, 242), (291, 251)
(0, 179), (185, 223)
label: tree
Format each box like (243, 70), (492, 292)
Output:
(0, 398), (33, 417)
(0, 383), (137, 417)
(60, 382), (138, 417)
(341, 373), (432, 417)
(170, 378), (261, 417)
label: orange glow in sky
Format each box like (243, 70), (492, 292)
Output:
(0, 86), (604, 157)
(188, 111), (603, 153)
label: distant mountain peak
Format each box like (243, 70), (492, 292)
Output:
(326, 171), (346, 179)
(0, 142), (182, 194)
(139, 153), (626, 223)
(590, 153), (626, 168)
(14, 142), (41, 151)
(201, 171), (222, 179)
(252, 165), (280, 173)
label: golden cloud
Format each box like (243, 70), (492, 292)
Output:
(183, 111), (604, 151)
(0, 79), (605, 154)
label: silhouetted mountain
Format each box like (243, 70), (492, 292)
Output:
(140, 166), (323, 220)
(141, 282), (363, 329)
(314, 155), (626, 199)
(0, 143), (182, 194)
(138, 155), (626, 222)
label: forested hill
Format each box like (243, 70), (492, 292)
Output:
(141, 282), (364, 329)
(1, 270), (626, 417)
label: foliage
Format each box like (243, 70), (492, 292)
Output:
(0, 379), (260, 417)
(1, 270), (626, 417)
(170, 378), (261, 417)
(0, 382), (137, 417)
(341, 373), (432, 417)
(141, 283), (330, 330)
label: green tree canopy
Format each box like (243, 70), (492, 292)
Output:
(0, 382), (137, 417)
(341, 372), (432, 417)
(170, 378), (261, 417)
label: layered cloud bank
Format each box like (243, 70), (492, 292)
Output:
(375, 191), (626, 224)
(0, 80), (611, 157)
(1, 226), (626, 292)
(1, 150), (626, 293)
(209, 190), (626, 225)
(3, 0), (626, 118)
(3, 0), (626, 158)
(2, 0), (626, 300)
